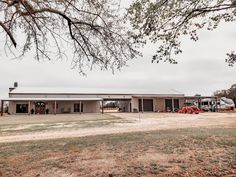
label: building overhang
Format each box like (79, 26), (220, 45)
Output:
(1, 98), (103, 101)
(184, 96), (218, 99)
(132, 94), (185, 98)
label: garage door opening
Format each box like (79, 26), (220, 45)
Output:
(138, 99), (153, 112)
(102, 99), (131, 113)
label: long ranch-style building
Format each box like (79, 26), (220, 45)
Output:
(1, 84), (186, 115)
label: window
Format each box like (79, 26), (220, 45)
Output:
(16, 104), (28, 113)
(202, 101), (209, 106)
(74, 103), (83, 112)
(165, 99), (179, 111)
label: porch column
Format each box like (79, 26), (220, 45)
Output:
(153, 99), (155, 112)
(215, 97), (218, 112)
(79, 101), (82, 114)
(172, 98), (174, 112)
(28, 101), (31, 115)
(1, 100), (4, 116)
(102, 100), (104, 114)
(141, 98), (144, 113)
(54, 101), (57, 115)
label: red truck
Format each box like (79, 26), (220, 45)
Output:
(178, 106), (204, 114)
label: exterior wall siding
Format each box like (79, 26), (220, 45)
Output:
(7, 91), (186, 114)
(8, 101), (15, 114)
(132, 97), (184, 112)
(82, 101), (100, 113)
(179, 98), (185, 108)
(131, 97), (139, 112)
(8, 101), (101, 114)
(9, 101), (30, 114)
(154, 98), (166, 112)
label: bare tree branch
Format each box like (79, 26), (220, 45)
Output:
(0, 0), (138, 74)
(0, 21), (16, 47)
(129, 0), (236, 65)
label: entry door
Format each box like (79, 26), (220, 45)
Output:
(35, 102), (46, 114)
(174, 99), (179, 109)
(165, 99), (172, 111)
(138, 99), (153, 112)
(74, 103), (83, 112)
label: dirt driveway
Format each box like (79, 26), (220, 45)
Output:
(0, 113), (235, 143)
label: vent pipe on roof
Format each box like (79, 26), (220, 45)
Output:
(14, 82), (18, 88)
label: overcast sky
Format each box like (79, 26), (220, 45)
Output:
(0, 2), (235, 98)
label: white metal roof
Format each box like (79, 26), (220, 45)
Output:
(9, 87), (184, 96)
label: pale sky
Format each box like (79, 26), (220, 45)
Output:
(0, 1), (235, 98)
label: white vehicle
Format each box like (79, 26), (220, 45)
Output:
(201, 98), (214, 112)
(218, 97), (235, 110)
(201, 97), (235, 111)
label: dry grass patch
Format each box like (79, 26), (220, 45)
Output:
(0, 127), (235, 177)
(0, 114), (130, 136)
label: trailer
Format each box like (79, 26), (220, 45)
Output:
(201, 97), (235, 112)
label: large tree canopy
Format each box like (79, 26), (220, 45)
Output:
(214, 84), (236, 104)
(128, 0), (236, 65)
(0, 0), (138, 74)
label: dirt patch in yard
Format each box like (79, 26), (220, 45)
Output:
(0, 113), (235, 143)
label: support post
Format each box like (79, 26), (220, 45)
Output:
(54, 101), (57, 115)
(198, 98), (202, 110)
(172, 98), (174, 112)
(153, 99), (155, 112)
(141, 98), (144, 113)
(215, 97), (218, 112)
(219, 97), (221, 112)
(79, 101), (82, 114)
(28, 101), (31, 115)
(130, 102), (132, 113)
(102, 100), (104, 114)
(1, 100), (4, 116)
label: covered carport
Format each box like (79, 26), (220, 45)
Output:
(102, 98), (132, 113)
(184, 96), (219, 112)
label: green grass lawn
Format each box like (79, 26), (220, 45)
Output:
(0, 127), (235, 177)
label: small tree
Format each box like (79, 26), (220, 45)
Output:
(0, 0), (138, 74)
(128, 0), (236, 65)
